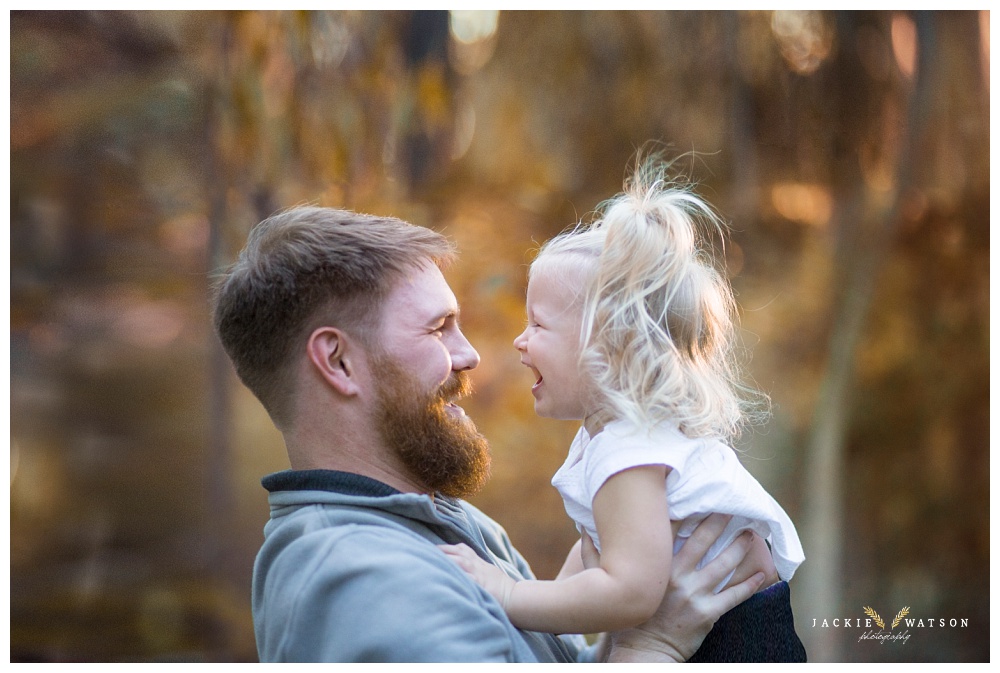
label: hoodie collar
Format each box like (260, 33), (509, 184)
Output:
(262, 469), (401, 498)
(262, 468), (466, 529)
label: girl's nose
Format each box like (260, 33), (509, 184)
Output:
(513, 328), (527, 352)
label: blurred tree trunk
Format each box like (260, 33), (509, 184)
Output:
(204, 13), (236, 661)
(398, 10), (454, 192)
(723, 11), (760, 226)
(797, 11), (937, 662)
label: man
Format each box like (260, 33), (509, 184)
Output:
(213, 206), (766, 662)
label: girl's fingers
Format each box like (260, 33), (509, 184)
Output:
(438, 543), (479, 568)
(439, 543), (474, 556)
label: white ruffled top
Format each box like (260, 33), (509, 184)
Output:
(551, 419), (805, 583)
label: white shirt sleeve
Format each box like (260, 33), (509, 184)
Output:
(578, 421), (804, 582)
(582, 421), (700, 519)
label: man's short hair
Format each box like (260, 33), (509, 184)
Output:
(212, 206), (455, 428)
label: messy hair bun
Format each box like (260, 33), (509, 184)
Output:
(533, 159), (765, 439)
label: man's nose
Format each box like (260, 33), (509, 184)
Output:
(451, 329), (481, 371)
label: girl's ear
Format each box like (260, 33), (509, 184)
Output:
(306, 326), (362, 397)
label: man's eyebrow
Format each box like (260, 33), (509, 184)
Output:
(426, 308), (458, 327)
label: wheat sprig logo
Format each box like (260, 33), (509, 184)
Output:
(863, 606), (885, 629)
(891, 607), (910, 629)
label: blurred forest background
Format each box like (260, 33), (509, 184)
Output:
(9, 10), (990, 663)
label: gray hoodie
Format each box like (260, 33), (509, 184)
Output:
(252, 469), (590, 662)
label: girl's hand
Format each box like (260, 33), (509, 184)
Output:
(439, 543), (517, 610)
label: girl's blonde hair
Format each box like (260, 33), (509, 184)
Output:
(531, 160), (764, 440)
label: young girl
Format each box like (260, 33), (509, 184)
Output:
(441, 161), (806, 660)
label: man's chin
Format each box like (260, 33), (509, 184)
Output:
(372, 367), (490, 499)
(443, 402), (467, 418)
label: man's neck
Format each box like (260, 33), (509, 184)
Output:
(289, 450), (429, 495)
(284, 422), (430, 496)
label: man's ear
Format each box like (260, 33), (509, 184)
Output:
(306, 326), (363, 397)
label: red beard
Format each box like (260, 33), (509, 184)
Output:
(371, 355), (491, 498)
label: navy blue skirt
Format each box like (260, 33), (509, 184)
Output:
(687, 581), (807, 662)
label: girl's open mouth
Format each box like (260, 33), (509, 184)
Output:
(529, 367), (543, 393)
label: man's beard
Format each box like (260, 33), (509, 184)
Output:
(371, 355), (491, 499)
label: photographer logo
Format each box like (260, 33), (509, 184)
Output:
(810, 606), (968, 645)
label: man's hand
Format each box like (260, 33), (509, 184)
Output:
(606, 513), (766, 662)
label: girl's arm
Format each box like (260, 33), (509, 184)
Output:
(442, 464), (671, 634)
(554, 530), (600, 581)
(555, 538), (585, 581)
(607, 513), (767, 662)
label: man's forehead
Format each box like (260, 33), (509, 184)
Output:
(386, 263), (459, 319)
